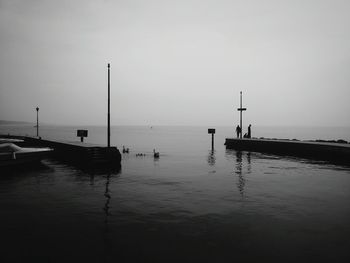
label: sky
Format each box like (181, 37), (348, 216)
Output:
(0, 0), (349, 127)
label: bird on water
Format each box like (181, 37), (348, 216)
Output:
(122, 146), (129, 153)
(153, 149), (160, 158)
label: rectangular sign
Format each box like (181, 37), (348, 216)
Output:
(208, 129), (215, 134)
(77, 130), (88, 137)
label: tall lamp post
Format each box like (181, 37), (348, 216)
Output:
(36, 107), (39, 137)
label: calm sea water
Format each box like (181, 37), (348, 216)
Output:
(1, 125), (350, 262)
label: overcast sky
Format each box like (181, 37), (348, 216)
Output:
(0, 0), (349, 126)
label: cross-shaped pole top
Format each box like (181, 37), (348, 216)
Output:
(237, 91), (247, 139)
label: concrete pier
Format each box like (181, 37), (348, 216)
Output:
(1, 135), (121, 167)
(225, 138), (350, 165)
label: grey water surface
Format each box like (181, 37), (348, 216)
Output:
(1, 125), (350, 262)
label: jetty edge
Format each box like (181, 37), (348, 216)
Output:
(0, 135), (121, 168)
(225, 138), (350, 165)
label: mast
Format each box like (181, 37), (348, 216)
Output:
(107, 63), (110, 148)
(237, 91), (247, 139)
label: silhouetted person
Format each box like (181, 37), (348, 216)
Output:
(236, 125), (241, 138)
(248, 124), (251, 138)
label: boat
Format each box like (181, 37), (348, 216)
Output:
(0, 143), (53, 167)
(0, 138), (24, 143)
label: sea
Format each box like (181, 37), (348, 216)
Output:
(1, 124), (350, 262)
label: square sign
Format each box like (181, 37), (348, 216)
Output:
(208, 129), (215, 134)
(77, 130), (88, 137)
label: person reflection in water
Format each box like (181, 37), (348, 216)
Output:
(247, 152), (251, 174)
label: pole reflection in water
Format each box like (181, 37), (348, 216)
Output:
(207, 150), (216, 166)
(225, 149), (252, 197)
(104, 173), (112, 223)
(235, 151), (245, 197)
(103, 173), (112, 262)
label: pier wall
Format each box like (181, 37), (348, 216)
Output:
(1, 135), (121, 167)
(225, 138), (350, 165)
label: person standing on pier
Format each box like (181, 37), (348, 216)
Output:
(236, 125), (241, 138)
(248, 124), (252, 138)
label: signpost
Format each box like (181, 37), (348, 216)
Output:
(208, 128), (215, 150)
(237, 91), (247, 139)
(77, 130), (88, 142)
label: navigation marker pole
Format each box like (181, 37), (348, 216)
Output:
(237, 91), (247, 139)
(107, 63), (110, 148)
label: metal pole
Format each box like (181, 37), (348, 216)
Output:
(107, 63), (110, 148)
(240, 91), (242, 139)
(36, 107), (39, 137)
(211, 133), (214, 150)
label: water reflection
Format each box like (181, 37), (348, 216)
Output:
(247, 152), (251, 174)
(153, 156), (160, 166)
(235, 151), (245, 196)
(207, 150), (216, 166)
(103, 173), (113, 261)
(0, 161), (53, 179)
(225, 150), (253, 197)
(89, 174), (95, 186)
(71, 165), (121, 224)
(81, 165), (121, 176)
(104, 173), (112, 223)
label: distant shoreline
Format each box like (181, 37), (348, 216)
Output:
(0, 120), (32, 125)
(1, 122), (350, 128)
